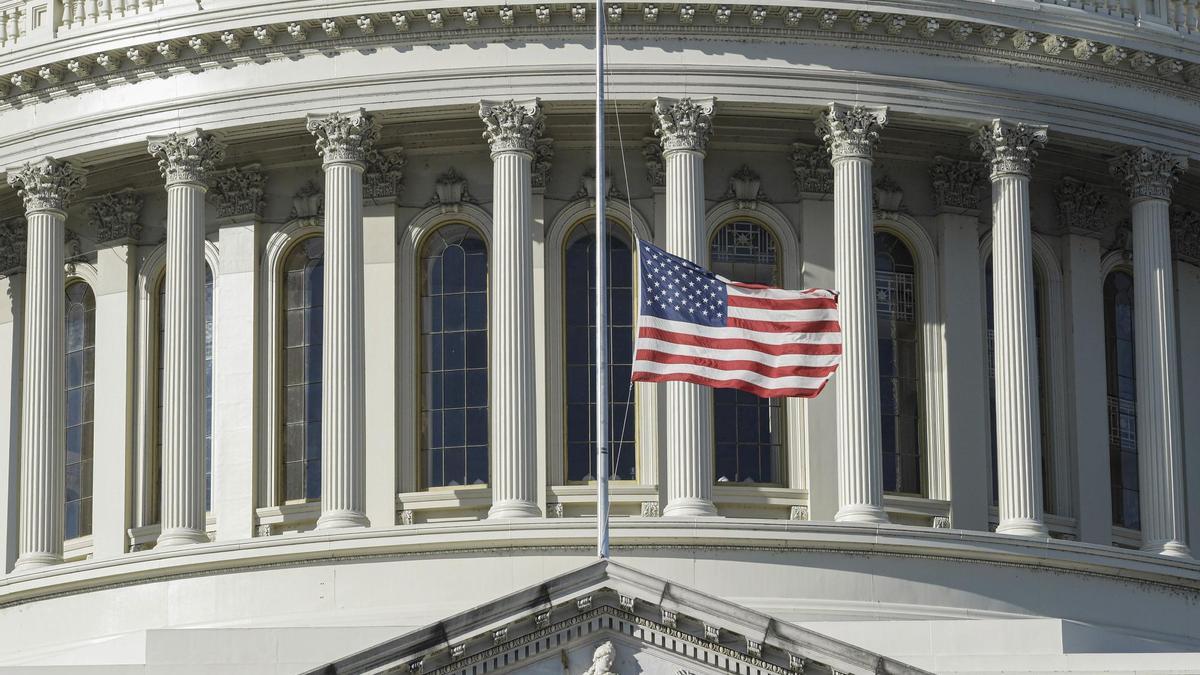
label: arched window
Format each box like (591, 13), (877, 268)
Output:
(1104, 270), (1138, 529)
(985, 259), (1053, 511)
(420, 225), (489, 488)
(564, 220), (636, 482)
(709, 221), (782, 484)
(281, 237), (324, 502)
(875, 231), (922, 495)
(65, 281), (95, 540)
(152, 266), (215, 520)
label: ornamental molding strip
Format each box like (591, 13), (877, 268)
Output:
(1109, 147), (1188, 202)
(929, 156), (985, 213)
(306, 108), (380, 165)
(789, 142), (833, 196)
(815, 103), (888, 160)
(653, 96), (716, 154)
(1171, 206), (1200, 265)
(364, 147), (407, 200)
(87, 188), (144, 244)
(973, 119), (1048, 179)
(210, 164), (267, 219)
(0, 216), (26, 276)
(147, 130), (226, 186)
(6, 157), (87, 213)
(479, 98), (545, 156)
(1056, 176), (1111, 237)
(2, 5), (1200, 108)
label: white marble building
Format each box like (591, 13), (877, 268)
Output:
(0, 1), (1199, 672)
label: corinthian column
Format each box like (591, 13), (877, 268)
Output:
(974, 119), (1049, 538)
(307, 110), (378, 530)
(816, 103), (889, 525)
(1110, 148), (1191, 558)
(148, 131), (225, 548)
(654, 96), (719, 518)
(479, 99), (543, 518)
(7, 158), (86, 570)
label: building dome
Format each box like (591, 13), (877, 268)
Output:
(0, 1), (1199, 672)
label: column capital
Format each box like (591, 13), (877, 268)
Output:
(210, 164), (267, 219)
(973, 119), (1048, 179)
(815, 103), (888, 161)
(1109, 147), (1188, 203)
(148, 130), (226, 187)
(478, 98), (545, 156)
(88, 188), (144, 245)
(6, 158), (87, 214)
(653, 97), (715, 154)
(307, 109), (380, 166)
(0, 216), (26, 276)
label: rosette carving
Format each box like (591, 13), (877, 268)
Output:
(1055, 177), (1110, 236)
(88, 188), (144, 243)
(306, 109), (380, 165)
(211, 164), (267, 218)
(653, 97), (715, 154)
(973, 120), (1048, 178)
(929, 156), (985, 212)
(0, 217), (26, 276)
(147, 130), (226, 186)
(479, 99), (545, 155)
(815, 103), (888, 160)
(1109, 147), (1187, 202)
(6, 158), (87, 213)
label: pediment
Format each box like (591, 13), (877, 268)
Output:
(307, 561), (928, 675)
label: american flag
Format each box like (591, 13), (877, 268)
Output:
(630, 239), (842, 398)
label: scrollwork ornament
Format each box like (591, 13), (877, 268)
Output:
(642, 136), (665, 187)
(815, 103), (888, 160)
(929, 156), (985, 212)
(0, 217), (27, 276)
(88, 188), (144, 244)
(478, 98), (545, 156)
(790, 142), (833, 195)
(1170, 207), (1200, 265)
(363, 148), (407, 199)
(7, 158), (87, 214)
(210, 165), (267, 218)
(1055, 177), (1109, 236)
(306, 109), (380, 165)
(1109, 147), (1187, 203)
(147, 130), (226, 186)
(653, 97), (716, 154)
(972, 120), (1048, 179)
(531, 138), (554, 189)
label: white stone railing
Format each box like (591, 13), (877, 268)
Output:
(1, 0), (169, 50)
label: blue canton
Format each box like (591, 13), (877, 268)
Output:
(638, 239), (728, 328)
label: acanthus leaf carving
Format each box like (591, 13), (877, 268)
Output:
(210, 164), (267, 219)
(7, 157), (87, 213)
(306, 108), (380, 165)
(973, 119), (1048, 178)
(642, 136), (665, 188)
(1170, 206), (1200, 265)
(929, 156), (985, 212)
(479, 98), (545, 155)
(653, 97), (716, 154)
(790, 142), (833, 196)
(1055, 177), (1110, 237)
(531, 138), (554, 189)
(147, 129), (226, 186)
(1109, 147), (1188, 202)
(363, 147), (407, 199)
(87, 188), (144, 244)
(815, 103), (888, 160)
(0, 217), (27, 276)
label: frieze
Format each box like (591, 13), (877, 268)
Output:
(1109, 147), (1187, 202)
(1171, 206), (1200, 265)
(929, 156), (985, 212)
(789, 142), (833, 196)
(87, 188), (144, 244)
(1055, 177), (1110, 237)
(210, 164), (267, 219)
(7, 158), (87, 214)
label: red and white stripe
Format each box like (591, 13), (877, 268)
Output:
(632, 283), (842, 398)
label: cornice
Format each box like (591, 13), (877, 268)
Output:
(0, 4), (1198, 112)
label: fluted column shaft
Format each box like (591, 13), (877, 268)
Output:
(1112, 148), (1190, 557)
(8, 159), (85, 571)
(149, 130), (225, 547)
(480, 99), (542, 518)
(976, 120), (1049, 538)
(817, 103), (889, 525)
(654, 97), (718, 518)
(307, 110), (377, 530)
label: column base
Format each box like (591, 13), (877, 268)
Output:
(13, 552), (62, 572)
(315, 510), (371, 530)
(1142, 540), (1193, 559)
(834, 504), (890, 525)
(156, 528), (210, 548)
(487, 500), (542, 519)
(662, 498), (719, 518)
(995, 518), (1049, 538)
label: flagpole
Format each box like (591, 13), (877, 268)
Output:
(595, 0), (610, 560)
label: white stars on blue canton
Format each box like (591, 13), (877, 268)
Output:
(638, 239), (728, 328)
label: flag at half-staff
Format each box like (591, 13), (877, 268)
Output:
(630, 239), (842, 399)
